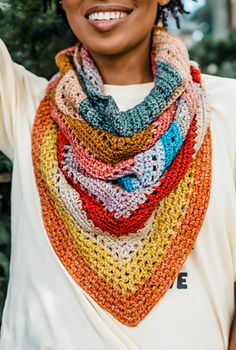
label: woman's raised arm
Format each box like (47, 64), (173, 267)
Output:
(0, 39), (47, 161)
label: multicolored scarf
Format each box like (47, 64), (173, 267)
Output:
(32, 27), (212, 326)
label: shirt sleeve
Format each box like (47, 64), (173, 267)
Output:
(0, 39), (48, 161)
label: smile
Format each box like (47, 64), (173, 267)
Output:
(85, 5), (133, 31)
(88, 11), (128, 21)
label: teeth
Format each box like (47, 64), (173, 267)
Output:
(88, 11), (128, 21)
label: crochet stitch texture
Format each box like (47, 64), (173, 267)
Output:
(32, 27), (212, 326)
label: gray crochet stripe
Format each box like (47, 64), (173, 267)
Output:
(78, 60), (182, 137)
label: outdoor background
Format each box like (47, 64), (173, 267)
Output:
(0, 0), (236, 322)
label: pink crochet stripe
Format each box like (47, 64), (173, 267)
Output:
(50, 103), (178, 180)
(51, 103), (135, 179)
(51, 81), (197, 181)
(51, 103), (179, 180)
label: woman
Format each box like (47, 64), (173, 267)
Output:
(0, 0), (236, 349)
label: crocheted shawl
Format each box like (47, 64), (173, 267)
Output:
(32, 27), (212, 326)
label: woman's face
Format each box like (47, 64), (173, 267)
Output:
(62, 0), (170, 55)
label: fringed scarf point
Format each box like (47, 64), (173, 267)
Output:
(32, 27), (212, 326)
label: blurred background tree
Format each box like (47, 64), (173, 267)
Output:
(179, 0), (236, 78)
(0, 0), (75, 78)
(0, 0), (236, 323)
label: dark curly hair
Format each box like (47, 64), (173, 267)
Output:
(157, 0), (195, 28)
(43, 0), (194, 29)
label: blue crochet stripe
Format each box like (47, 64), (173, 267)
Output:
(117, 176), (138, 192)
(162, 121), (183, 170)
(117, 121), (184, 192)
(78, 60), (182, 137)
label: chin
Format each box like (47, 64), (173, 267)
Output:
(83, 36), (133, 56)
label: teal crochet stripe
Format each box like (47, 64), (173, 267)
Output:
(78, 60), (182, 137)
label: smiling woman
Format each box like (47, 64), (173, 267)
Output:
(41, 0), (190, 85)
(44, 0), (190, 27)
(0, 1), (236, 350)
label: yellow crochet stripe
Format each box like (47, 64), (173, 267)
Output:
(40, 122), (195, 292)
(55, 54), (73, 74)
(40, 121), (195, 293)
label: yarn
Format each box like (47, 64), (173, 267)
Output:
(32, 26), (212, 326)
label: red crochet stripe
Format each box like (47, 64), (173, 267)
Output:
(57, 118), (197, 236)
(190, 66), (202, 85)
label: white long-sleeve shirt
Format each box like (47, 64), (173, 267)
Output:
(0, 39), (236, 350)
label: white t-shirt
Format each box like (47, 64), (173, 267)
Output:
(0, 39), (236, 350)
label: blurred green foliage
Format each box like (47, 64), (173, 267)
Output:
(0, 0), (236, 324)
(190, 29), (236, 78)
(0, 152), (12, 320)
(0, 0), (75, 78)
(0, 181), (11, 320)
(0, 153), (12, 173)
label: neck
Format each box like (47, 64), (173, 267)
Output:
(88, 34), (153, 85)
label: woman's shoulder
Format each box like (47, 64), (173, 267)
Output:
(203, 73), (236, 117)
(202, 74), (236, 161)
(202, 73), (236, 100)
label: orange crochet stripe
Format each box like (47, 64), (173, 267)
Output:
(32, 96), (212, 326)
(32, 28), (212, 326)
